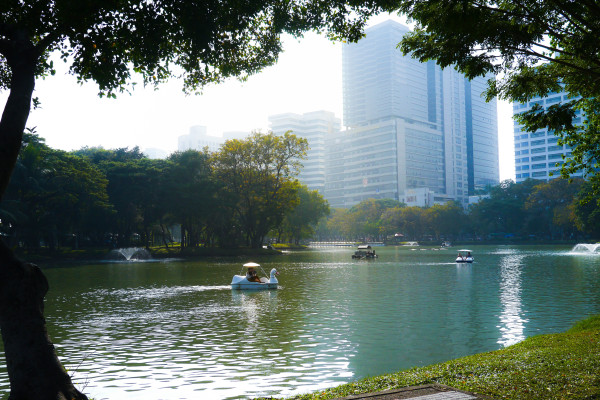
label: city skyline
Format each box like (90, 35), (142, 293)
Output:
(0, 15), (515, 180)
(325, 20), (498, 207)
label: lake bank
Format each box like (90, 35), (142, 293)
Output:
(13, 241), (591, 266)
(13, 245), (284, 266)
(281, 315), (600, 400)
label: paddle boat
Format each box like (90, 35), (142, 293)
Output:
(455, 249), (474, 263)
(352, 244), (378, 259)
(231, 262), (279, 290)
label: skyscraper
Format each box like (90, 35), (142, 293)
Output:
(324, 20), (498, 208)
(178, 125), (223, 153)
(513, 89), (582, 182)
(269, 110), (341, 193)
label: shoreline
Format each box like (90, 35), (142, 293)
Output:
(276, 315), (600, 400)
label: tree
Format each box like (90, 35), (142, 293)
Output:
(524, 178), (583, 240)
(2, 133), (113, 250)
(571, 179), (600, 239)
(347, 198), (403, 241)
(398, 206), (427, 241)
(396, 1), (600, 195)
(468, 179), (538, 237)
(315, 208), (351, 241)
(165, 150), (216, 248)
(212, 131), (307, 248)
(0, 2), (387, 397)
(280, 185), (330, 244)
(424, 201), (466, 241)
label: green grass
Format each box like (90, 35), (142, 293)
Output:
(262, 315), (600, 400)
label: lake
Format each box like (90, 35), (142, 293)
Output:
(1, 244), (599, 399)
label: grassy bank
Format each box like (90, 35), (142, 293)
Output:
(270, 315), (600, 400)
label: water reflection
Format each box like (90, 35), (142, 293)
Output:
(497, 253), (528, 347)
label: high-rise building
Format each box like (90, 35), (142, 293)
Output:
(269, 111), (341, 193)
(324, 20), (499, 208)
(513, 90), (582, 182)
(178, 126), (223, 153)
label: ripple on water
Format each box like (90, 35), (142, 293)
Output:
(2, 246), (597, 399)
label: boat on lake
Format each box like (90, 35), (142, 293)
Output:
(231, 262), (279, 290)
(455, 249), (473, 263)
(352, 245), (378, 259)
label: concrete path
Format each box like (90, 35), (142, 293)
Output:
(331, 384), (494, 400)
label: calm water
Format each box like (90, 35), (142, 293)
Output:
(1, 245), (600, 399)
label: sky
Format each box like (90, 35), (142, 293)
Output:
(3, 14), (515, 180)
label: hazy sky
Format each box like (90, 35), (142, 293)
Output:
(3, 15), (515, 180)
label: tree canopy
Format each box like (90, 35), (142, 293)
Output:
(396, 0), (600, 196)
(0, 0), (390, 200)
(211, 131), (308, 248)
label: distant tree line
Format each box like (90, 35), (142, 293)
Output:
(3, 130), (598, 250)
(316, 179), (600, 243)
(0, 130), (330, 251)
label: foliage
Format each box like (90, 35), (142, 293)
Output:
(524, 177), (583, 239)
(469, 179), (539, 237)
(319, 178), (596, 243)
(212, 131), (308, 248)
(347, 198), (403, 241)
(0, 0), (386, 95)
(279, 186), (330, 244)
(1, 132), (113, 249)
(1, 131), (334, 251)
(395, 0), (600, 196)
(571, 178), (600, 238)
(281, 315), (600, 400)
(165, 150), (217, 248)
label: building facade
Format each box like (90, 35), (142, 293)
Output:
(513, 90), (583, 182)
(269, 111), (341, 193)
(325, 20), (499, 208)
(178, 126), (223, 153)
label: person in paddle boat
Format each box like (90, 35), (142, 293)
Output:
(231, 262), (279, 290)
(246, 266), (261, 283)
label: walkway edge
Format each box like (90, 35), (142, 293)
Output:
(331, 383), (496, 399)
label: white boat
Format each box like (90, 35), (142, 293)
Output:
(231, 262), (279, 290)
(455, 249), (474, 263)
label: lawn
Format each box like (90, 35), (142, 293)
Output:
(264, 315), (600, 400)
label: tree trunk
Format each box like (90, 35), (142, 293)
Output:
(0, 240), (88, 400)
(0, 32), (88, 400)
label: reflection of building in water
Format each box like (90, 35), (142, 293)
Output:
(498, 254), (528, 347)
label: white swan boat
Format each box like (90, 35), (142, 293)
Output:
(455, 249), (474, 263)
(231, 262), (279, 290)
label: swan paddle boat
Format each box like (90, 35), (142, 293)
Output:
(455, 249), (474, 263)
(231, 262), (279, 290)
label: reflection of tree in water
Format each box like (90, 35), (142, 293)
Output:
(498, 254), (528, 347)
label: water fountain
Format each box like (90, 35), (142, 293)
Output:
(571, 243), (600, 254)
(106, 247), (152, 261)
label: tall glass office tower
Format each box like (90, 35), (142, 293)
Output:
(324, 20), (499, 208)
(270, 111), (341, 193)
(513, 89), (582, 182)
